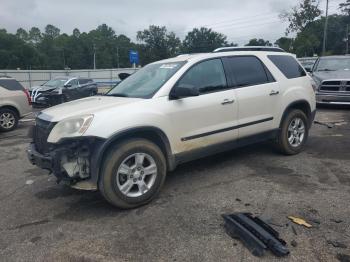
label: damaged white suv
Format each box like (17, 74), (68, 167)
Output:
(27, 48), (316, 209)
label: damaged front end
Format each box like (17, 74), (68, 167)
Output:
(27, 118), (104, 190)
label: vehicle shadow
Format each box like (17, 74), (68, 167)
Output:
(46, 141), (277, 220)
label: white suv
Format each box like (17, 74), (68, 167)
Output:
(27, 50), (316, 208)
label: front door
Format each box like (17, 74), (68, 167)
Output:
(166, 58), (238, 154)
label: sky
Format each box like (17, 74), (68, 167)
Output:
(0, 0), (344, 45)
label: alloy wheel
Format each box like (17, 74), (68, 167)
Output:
(116, 153), (157, 198)
(287, 117), (305, 147)
(0, 112), (16, 130)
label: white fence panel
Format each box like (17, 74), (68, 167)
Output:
(0, 68), (138, 89)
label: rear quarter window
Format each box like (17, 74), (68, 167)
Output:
(0, 79), (25, 91)
(268, 55), (306, 79)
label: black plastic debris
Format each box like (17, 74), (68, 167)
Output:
(314, 120), (334, 128)
(222, 213), (290, 257)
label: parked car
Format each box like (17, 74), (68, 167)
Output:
(0, 77), (31, 132)
(310, 55), (350, 104)
(29, 77), (98, 107)
(27, 50), (316, 209)
(298, 57), (318, 72)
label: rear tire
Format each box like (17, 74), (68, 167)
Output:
(276, 109), (309, 155)
(0, 108), (19, 132)
(99, 138), (167, 209)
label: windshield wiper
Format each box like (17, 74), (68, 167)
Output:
(106, 93), (129, 97)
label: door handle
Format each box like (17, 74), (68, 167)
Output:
(221, 99), (235, 105)
(269, 90), (280, 96)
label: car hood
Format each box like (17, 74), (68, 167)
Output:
(312, 70), (350, 83)
(38, 96), (142, 122)
(29, 85), (58, 92)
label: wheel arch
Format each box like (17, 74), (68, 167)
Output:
(92, 126), (175, 185)
(0, 105), (20, 118)
(279, 100), (312, 128)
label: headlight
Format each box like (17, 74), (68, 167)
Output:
(47, 115), (94, 143)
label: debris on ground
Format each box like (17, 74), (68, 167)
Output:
(314, 120), (334, 128)
(291, 240), (298, 247)
(336, 253), (350, 262)
(25, 179), (34, 185)
(288, 216), (312, 228)
(327, 240), (348, 249)
(222, 213), (289, 257)
(330, 219), (343, 224)
(309, 218), (321, 225)
(291, 225), (298, 235)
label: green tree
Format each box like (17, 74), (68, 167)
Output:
(28, 27), (42, 44)
(182, 27), (227, 53)
(245, 38), (272, 46)
(44, 24), (60, 39)
(340, 0), (350, 16)
(16, 28), (29, 42)
(137, 25), (181, 64)
(274, 37), (294, 52)
(280, 0), (321, 34)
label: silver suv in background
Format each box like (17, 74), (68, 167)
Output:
(0, 77), (31, 132)
(311, 56), (350, 105)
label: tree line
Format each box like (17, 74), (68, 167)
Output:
(1, 0), (350, 70)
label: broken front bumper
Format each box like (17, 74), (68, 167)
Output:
(27, 138), (105, 190)
(27, 143), (53, 171)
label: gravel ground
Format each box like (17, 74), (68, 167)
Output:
(0, 106), (349, 262)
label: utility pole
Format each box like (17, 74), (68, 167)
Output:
(322, 0), (329, 56)
(117, 47), (120, 68)
(346, 24), (349, 55)
(93, 43), (96, 70)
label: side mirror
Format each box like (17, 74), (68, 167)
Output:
(64, 84), (72, 88)
(170, 84), (200, 99)
(119, 73), (131, 80)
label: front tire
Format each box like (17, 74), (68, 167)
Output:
(99, 139), (167, 209)
(0, 108), (19, 132)
(277, 109), (309, 155)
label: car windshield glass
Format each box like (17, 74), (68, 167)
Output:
(43, 79), (68, 87)
(316, 58), (350, 71)
(107, 61), (186, 98)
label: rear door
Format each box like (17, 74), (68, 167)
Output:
(167, 58), (238, 154)
(222, 56), (280, 138)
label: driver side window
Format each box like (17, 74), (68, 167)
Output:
(68, 79), (78, 88)
(177, 59), (227, 94)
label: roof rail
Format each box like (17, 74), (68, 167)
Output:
(213, 46), (285, 53)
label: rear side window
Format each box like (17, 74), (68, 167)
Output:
(268, 55), (306, 79)
(79, 78), (92, 84)
(223, 56), (272, 87)
(177, 59), (227, 94)
(0, 79), (24, 91)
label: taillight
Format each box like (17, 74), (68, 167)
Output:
(23, 89), (32, 105)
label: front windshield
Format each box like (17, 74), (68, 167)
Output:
(107, 61), (186, 98)
(316, 58), (350, 71)
(43, 78), (68, 87)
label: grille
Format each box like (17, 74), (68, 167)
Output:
(319, 80), (350, 92)
(33, 118), (55, 154)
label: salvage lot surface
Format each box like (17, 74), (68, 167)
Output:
(0, 107), (349, 262)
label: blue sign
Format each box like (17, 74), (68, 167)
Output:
(129, 50), (139, 65)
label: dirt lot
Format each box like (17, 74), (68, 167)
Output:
(0, 107), (349, 262)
